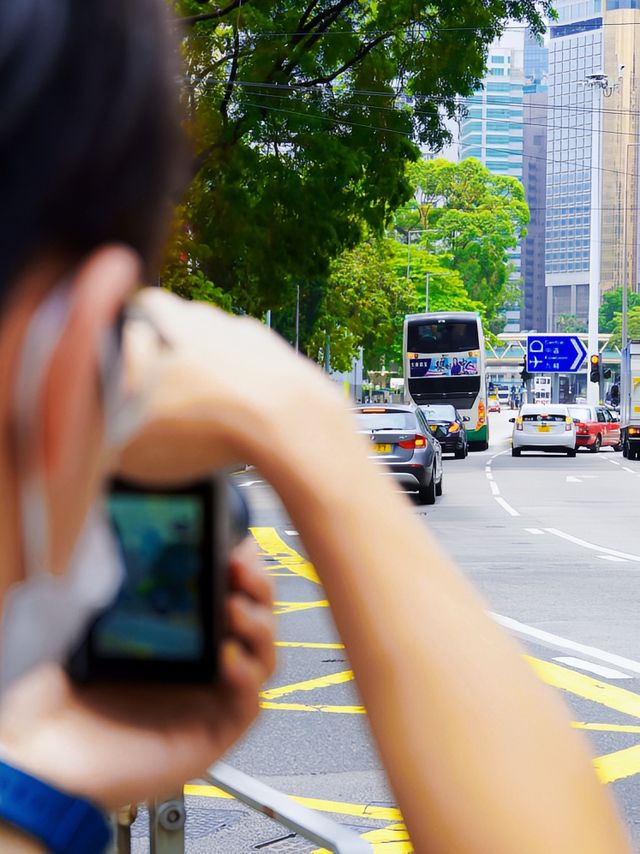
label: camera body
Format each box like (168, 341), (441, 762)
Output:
(67, 475), (249, 684)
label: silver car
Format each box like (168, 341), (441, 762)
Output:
(510, 403), (577, 457)
(352, 404), (444, 504)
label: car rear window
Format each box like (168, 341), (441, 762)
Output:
(406, 321), (479, 354)
(569, 407), (591, 422)
(420, 405), (456, 420)
(354, 412), (416, 431)
(521, 413), (567, 423)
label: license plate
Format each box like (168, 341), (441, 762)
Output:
(374, 443), (392, 453)
(537, 425), (550, 433)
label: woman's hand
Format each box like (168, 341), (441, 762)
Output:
(0, 538), (274, 810)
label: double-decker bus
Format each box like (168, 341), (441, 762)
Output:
(403, 311), (489, 451)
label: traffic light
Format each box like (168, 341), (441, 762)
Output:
(520, 357), (532, 383)
(589, 354), (601, 383)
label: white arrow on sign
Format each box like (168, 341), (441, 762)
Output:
(570, 337), (588, 371)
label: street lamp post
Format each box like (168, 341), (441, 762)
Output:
(623, 142), (640, 349)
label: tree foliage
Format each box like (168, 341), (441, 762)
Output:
(599, 287), (640, 334)
(609, 306), (640, 348)
(392, 158), (529, 331)
(165, 0), (551, 315)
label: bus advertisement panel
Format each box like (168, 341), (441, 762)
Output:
(403, 312), (489, 451)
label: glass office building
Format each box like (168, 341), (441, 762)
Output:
(459, 33), (525, 330)
(545, 1), (603, 330)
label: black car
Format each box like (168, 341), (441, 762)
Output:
(418, 404), (469, 459)
(352, 405), (443, 504)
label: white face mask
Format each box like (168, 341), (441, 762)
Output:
(0, 286), (157, 691)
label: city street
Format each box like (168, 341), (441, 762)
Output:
(134, 410), (640, 852)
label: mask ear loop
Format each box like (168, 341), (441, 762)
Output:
(13, 286), (75, 580)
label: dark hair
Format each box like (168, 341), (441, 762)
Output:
(0, 0), (187, 296)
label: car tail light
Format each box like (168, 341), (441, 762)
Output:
(630, 426), (640, 436)
(515, 417), (523, 431)
(448, 423), (460, 433)
(399, 435), (427, 449)
(565, 417), (573, 431)
(576, 421), (587, 434)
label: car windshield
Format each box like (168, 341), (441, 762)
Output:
(569, 407), (591, 422)
(420, 405), (456, 421)
(354, 411), (416, 431)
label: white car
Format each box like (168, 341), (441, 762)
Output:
(510, 404), (577, 457)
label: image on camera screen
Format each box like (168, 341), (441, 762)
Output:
(94, 493), (205, 660)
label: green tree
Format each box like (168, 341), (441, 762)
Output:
(304, 237), (416, 372)
(557, 313), (587, 334)
(393, 158), (529, 331)
(166, 0), (551, 314)
(599, 287), (640, 333)
(609, 306), (640, 347)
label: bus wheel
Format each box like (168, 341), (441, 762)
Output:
(469, 441), (489, 452)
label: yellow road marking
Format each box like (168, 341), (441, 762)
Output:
(251, 527), (320, 584)
(274, 600), (329, 615)
(313, 822), (412, 853)
(275, 641), (345, 649)
(261, 701), (366, 713)
(594, 744), (640, 784)
(183, 784), (402, 821)
(526, 656), (640, 720)
(261, 670), (354, 699)
(573, 723), (640, 734)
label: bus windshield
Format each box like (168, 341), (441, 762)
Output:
(406, 320), (479, 354)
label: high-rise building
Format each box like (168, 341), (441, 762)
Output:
(459, 30), (525, 331)
(600, 3), (640, 297)
(545, 1), (603, 331)
(522, 31), (549, 331)
(545, 1), (640, 330)
(522, 87), (548, 331)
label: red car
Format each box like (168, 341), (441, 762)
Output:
(567, 405), (622, 453)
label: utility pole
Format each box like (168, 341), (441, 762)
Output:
(584, 74), (606, 405)
(623, 142), (640, 348)
(295, 285), (300, 353)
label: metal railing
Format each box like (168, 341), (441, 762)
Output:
(112, 762), (372, 853)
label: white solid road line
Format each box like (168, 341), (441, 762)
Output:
(623, 466), (636, 473)
(597, 554), (629, 563)
(489, 481), (500, 496)
(525, 528), (544, 535)
(491, 612), (640, 676)
(566, 476), (582, 483)
(494, 496), (520, 517)
(545, 527), (640, 563)
(553, 657), (632, 680)
(486, 472), (494, 480)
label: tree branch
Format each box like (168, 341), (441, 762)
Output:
(220, 27), (241, 121)
(294, 33), (391, 87)
(177, 0), (244, 27)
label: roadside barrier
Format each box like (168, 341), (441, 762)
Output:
(112, 762), (372, 853)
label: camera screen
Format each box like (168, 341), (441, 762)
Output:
(93, 493), (205, 660)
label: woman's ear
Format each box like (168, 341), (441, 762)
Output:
(41, 245), (141, 573)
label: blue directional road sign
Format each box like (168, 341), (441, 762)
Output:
(526, 334), (588, 373)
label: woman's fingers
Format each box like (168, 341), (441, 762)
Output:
(226, 594), (276, 681)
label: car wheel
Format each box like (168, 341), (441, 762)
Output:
(436, 469), (443, 496)
(614, 442), (623, 452)
(511, 448), (521, 457)
(623, 439), (629, 458)
(418, 468), (437, 505)
(454, 448), (466, 459)
(470, 441), (489, 452)
(567, 449), (577, 458)
(589, 434), (601, 454)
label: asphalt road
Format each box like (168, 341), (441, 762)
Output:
(132, 410), (640, 852)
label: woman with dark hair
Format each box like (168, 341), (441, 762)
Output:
(0, 1), (631, 852)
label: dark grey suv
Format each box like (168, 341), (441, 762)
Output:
(352, 404), (443, 504)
